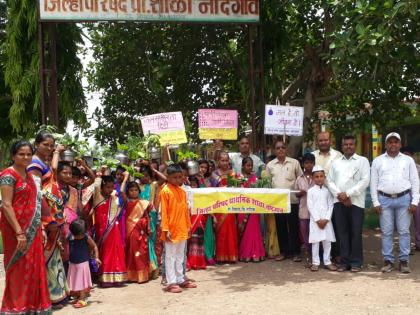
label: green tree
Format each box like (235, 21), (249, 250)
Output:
(88, 1), (419, 155)
(87, 23), (244, 145)
(0, 0), (14, 165)
(4, 0), (87, 133)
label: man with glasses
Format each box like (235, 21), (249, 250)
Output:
(371, 132), (419, 273)
(266, 139), (303, 261)
(327, 135), (370, 272)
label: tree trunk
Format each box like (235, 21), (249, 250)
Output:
(287, 82), (316, 158)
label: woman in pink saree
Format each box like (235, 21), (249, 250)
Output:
(237, 157), (266, 262)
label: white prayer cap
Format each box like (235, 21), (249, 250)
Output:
(385, 132), (401, 142)
(312, 165), (325, 174)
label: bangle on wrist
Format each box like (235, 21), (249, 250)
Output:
(16, 231), (25, 236)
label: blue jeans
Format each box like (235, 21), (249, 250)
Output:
(379, 194), (411, 263)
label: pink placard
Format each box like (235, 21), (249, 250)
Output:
(140, 112), (185, 133)
(198, 109), (238, 129)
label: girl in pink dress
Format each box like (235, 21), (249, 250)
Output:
(238, 157), (266, 262)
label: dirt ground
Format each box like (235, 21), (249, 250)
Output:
(2, 229), (420, 315)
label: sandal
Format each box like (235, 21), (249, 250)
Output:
(351, 267), (362, 273)
(337, 265), (349, 272)
(164, 284), (182, 293)
(179, 280), (197, 289)
(275, 255), (286, 261)
(325, 264), (338, 271)
(310, 265), (319, 272)
(292, 256), (302, 262)
(73, 300), (88, 308)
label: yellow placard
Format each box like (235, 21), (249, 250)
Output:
(190, 188), (290, 214)
(159, 130), (188, 145)
(199, 128), (238, 140)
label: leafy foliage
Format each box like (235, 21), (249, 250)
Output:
(117, 134), (161, 160)
(86, 2), (418, 154)
(122, 164), (143, 178)
(87, 23), (247, 144)
(3, 0), (87, 133)
(176, 147), (199, 161)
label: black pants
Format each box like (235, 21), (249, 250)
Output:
(275, 204), (300, 257)
(333, 202), (364, 268)
(331, 207), (340, 260)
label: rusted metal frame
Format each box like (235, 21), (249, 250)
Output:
(247, 24), (257, 152)
(257, 24), (266, 160)
(38, 21), (46, 125)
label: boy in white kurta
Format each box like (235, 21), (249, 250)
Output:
(307, 165), (337, 271)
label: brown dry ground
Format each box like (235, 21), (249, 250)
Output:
(2, 229), (420, 315)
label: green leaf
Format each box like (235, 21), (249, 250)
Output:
(356, 24), (365, 35)
(368, 38), (377, 45)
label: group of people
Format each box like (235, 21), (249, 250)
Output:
(0, 129), (419, 313)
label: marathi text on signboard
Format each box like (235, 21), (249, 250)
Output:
(198, 109), (238, 140)
(264, 104), (304, 136)
(39, 0), (260, 23)
(188, 187), (291, 214)
(140, 111), (187, 145)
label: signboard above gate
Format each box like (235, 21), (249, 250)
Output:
(39, 0), (260, 23)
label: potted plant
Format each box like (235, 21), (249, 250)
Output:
(177, 147), (199, 176)
(144, 134), (161, 160)
(59, 133), (78, 163)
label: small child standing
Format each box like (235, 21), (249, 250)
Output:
(295, 153), (315, 261)
(307, 165), (337, 272)
(160, 164), (197, 293)
(67, 219), (101, 308)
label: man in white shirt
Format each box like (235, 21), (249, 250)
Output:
(266, 139), (303, 261)
(328, 135), (370, 272)
(371, 132), (420, 273)
(312, 132), (343, 176)
(229, 135), (264, 176)
(401, 146), (420, 250)
(312, 132), (343, 261)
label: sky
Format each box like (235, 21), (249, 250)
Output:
(66, 29), (101, 146)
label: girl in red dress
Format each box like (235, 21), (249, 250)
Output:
(92, 174), (128, 287)
(123, 179), (153, 283)
(187, 177), (207, 269)
(210, 152), (238, 263)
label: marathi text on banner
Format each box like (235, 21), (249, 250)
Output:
(189, 187), (291, 214)
(40, 0), (260, 22)
(264, 104), (304, 136)
(140, 112), (187, 145)
(198, 128), (237, 140)
(198, 109), (238, 140)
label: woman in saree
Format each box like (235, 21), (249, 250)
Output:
(198, 159), (216, 265)
(122, 178), (152, 283)
(57, 163), (80, 269)
(29, 133), (69, 308)
(27, 131), (55, 186)
(237, 157), (266, 262)
(139, 165), (160, 279)
(92, 175), (127, 287)
(210, 152), (238, 263)
(41, 162), (71, 308)
(186, 177), (207, 269)
(0, 141), (52, 314)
